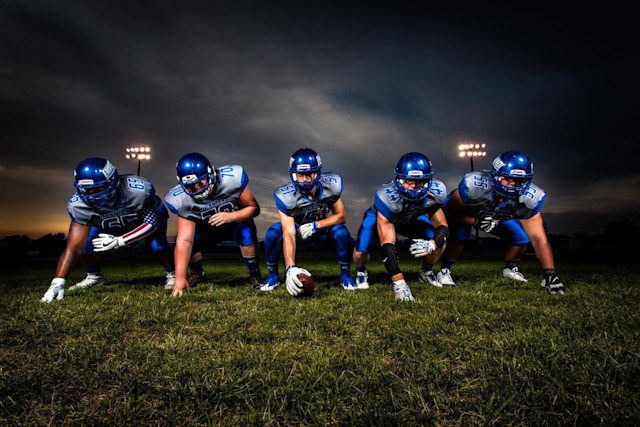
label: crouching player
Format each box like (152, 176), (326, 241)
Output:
(437, 151), (565, 293)
(352, 152), (449, 301)
(260, 148), (356, 296)
(164, 152), (262, 296)
(41, 157), (175, 302)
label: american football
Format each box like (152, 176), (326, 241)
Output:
(296, 273), (315, 298)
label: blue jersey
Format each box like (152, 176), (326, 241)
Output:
(373, 179), (447, 224)
(274, 172), (343, 225)
(164, 164), (248, 226)
(67, 175), (161, 231)
(456, 171), (545, 220)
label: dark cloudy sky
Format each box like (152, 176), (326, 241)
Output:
(1, 1), (638, 239)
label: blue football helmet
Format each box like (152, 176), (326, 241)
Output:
(394, 152), (433, 201)
(289, 148), (322, 194)
(491, 151), (534, 198)
(74, 157), (120, 208)
(176, 153), (216, 201)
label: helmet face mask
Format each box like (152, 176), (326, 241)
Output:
(491, 151), (533, 198)
(74, 158), (120, 208)
(394, 152), (433, 201)
(176, 153), (216, 201)
(491, 151), (534, 198)
(289, 148), (322, 194)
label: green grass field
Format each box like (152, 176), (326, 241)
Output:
(1, 255), (639, 425)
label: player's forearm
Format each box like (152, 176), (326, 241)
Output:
(317, 212), (346, 229)
(282, 233), (297, 267)
(232, 206), (259, 222)
(121, 223), (157, 244)
(54, 248), (81, 278)
(174, 241), (193, 277)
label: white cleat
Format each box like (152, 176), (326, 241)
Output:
(418, 269), (441, 287)
(68, 273), (104, 291)
(503, 267), (528, 282)
(164, 271), (176, 290)
(356, 271), (369, 289)
(436, 269), (457, 287)
(393, 280), (415, 302)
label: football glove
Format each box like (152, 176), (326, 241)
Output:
(541, 269), (565, 294)
(285, 265), (311, 296)
(476, 216), (500, 233)
(41, 278), (66, 303)
(409, 239), (436, 257)
(297, 222), (318, 240)
(92, 233), (126, 252)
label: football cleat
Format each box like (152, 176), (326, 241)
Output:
(356, 271), (369, 289)
(393, 280), (415, 301)
(249, 270), (263, 289)
(259, 273), (281, 291)
(164, 271), (176, 290)
(341, 275), (357, 291)
(68, 273), (105, 290)
(187, 270), (206, 288)
(503, 267), (528, 282)
(436, 269), (457, 287)
(418, 269), (441, 287)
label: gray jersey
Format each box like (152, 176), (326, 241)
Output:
(164, 164), (248, 225)
(67, 175), (160, 230)
(373, 178), (447, 224)
(457, 171), (545, 220)
(274, 172), (343, 225)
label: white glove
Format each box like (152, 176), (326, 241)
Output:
(92, 233), (126, 252)
(285, 265), (311, 296)
(409, 239), (436, 257)
(477, 216), (500, 233)
(297, 222), (318, 240)
(41, 278), (66, 302)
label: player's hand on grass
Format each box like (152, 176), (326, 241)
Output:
(409, 239), (436, 257)
(285, 265), (310, 296)
(541, 269), (565, 294)
(41, 278), (65, 302)
(92, 233), (126, 252)
(171, 277), (190, 297)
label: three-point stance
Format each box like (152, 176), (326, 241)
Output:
(164, 153), (262, 296)
(352, 152), (449, 301)
(261, 148), (356, 296)
(41, 158), (175, 302)
(437, 151), (565, 293)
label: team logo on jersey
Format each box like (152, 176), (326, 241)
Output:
(407, 170), (424, 178)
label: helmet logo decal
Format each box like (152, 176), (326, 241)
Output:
(296, 164), (311, 171)
(407, 170), (423, 178)
(510, 169), (526, 176)
(77, 179), (95, 185)
(102, 160), (116, 179)
(181, 174), (199, 185)
(492, 157), (505, 170)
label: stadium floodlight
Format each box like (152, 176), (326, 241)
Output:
(457, 143), (487, 171)
(125, 146), (151, 175)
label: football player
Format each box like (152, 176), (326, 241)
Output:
(164, 152), (262, 296)
(435, 151), (565, 293)
(41, 158), (175, 302)
(260, 148), (356, 296)
(352, 152), (450, 301)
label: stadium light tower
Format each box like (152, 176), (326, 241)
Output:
(458, 143), (487, 171)
(125, 146), (151, 175)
